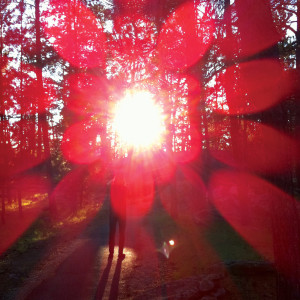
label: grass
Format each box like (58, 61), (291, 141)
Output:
(205, 216), (265, 262)
(1, 197), (275, 299)
(143, 207), (276, 299)
(0, 203), (102, 298)
(143, 204), (270, 284)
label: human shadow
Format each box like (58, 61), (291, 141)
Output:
(109, 258), (123, 300)
(94, 257), (123, 300)
(95, 258), (113, 299)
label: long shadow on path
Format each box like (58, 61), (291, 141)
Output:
(95, 258), (113, 299)
(95, 258), (124, 300)
(25, 203), (110, 300)
(109, 259), (123, 300)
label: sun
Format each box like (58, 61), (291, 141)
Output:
(112, 90), (165, 151)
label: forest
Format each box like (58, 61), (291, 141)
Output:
(1, 0), (300, 299)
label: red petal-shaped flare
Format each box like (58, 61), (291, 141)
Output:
(159, 166), (209, 225)
(87, 160), (109, 184)
(114, 0), (149, 12)
(1, 63), (55, 115)
(220, 0), (283, 59)
(111, 160), (154, 219)
(151, 150), (176, 185)
(11, 174), (50, 196)
(109, 13), (157, 80)
(157, 1), (214, 70)
(0, 175), (49, 255)
(160, 73), (202, 111)
(50, 168), (93, 219)
(173, 125), (202, 163)
(0, 119), (50, 177)
(61, 120), (103, 164)
(42, 0), (106, 68)
(209, 170), (300, 276)
(112, 14), (156, 58)
(209, 119), (299, 174)
(19, 77), (56, 114)
(66, 73), (109, 115)
(206, 59), (291, 115)
(158, 73), (202, 163)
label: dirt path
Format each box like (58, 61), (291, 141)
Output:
(8, 199), (275, 300)
(13, 201), (173, 300)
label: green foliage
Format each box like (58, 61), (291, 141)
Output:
(205, 218), (264, 262)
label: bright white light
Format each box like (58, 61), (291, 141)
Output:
(169, 240), (175, 246)
(112, 90), (165, 150)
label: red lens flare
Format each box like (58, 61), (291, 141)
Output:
(209, 119), (299, 174)
(158, 73), (202, 163)
(87, 160), (109, 185)
(150, 150), (176, 185)
(61, 120), (103, 165)
(159, 73), (202, 115)
(0, 175), (50, 255)
(19, 77), (56, 114)
(50, 168), (102, 219)
(206, 59), (291, 115)
(157, 1), (215, 70)
(0, 119), (50, 177)
(173, 125), (202, 163)
(109, 13), (157, 80)
(209, 170), (300, 278)
(159, 166), (209, 225)
(42, 0), (106, 68)
(219, 0), (283, 60)
(111, 161), (154, 219)
(115, 0), (150, 12)
(0, 64), (55, 115)
(65, 73), (109, 116)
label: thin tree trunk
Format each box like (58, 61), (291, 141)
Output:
(35, 0), (56, 215)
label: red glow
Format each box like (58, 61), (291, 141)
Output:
(220, 0), (283, 59)
(115, 0), (149, 11)
(209, 119), (299, 174)
(159, 73), (202, 111)
(157, 1), (214, 70)
(173, 125), (202, 163)
(151, 150), (176, 185)
(66, 73), (109, 116)
(111, 160), (154, 219)
(209, 170), (300, 276)
(109, 13), (157, 79)
(50, 168), (96, 219)
(61, 120), (103, 164)
(206, 59), (291, 115)
(42, 0), (106, 68)
(11, 174), (50, 196)
(159, 167), (210, 225)
(209, 171), (273, 260)
(0, 175), (49, 255)
(0, 120), (50, 177)
(0, 64), (55, 115)
(87, 160), (108, 184)
(19, 77), (56, 114)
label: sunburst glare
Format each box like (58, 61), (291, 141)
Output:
(112, 90), (166, 151)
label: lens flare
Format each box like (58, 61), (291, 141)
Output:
(169, 240), (175, 246)
(112, 90), (165, 151)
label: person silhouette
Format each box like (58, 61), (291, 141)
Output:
(108, 171), (127, 260)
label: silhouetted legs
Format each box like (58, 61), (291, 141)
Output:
(109, 210), (126, 259)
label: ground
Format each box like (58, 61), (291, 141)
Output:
(0, 197), (277, 300)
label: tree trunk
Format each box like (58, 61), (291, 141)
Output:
(35, 0), (56, 215)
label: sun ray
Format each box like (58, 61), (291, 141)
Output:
(111, 90), (166, 152)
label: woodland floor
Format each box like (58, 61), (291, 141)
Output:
(0, 197), (277, 300)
